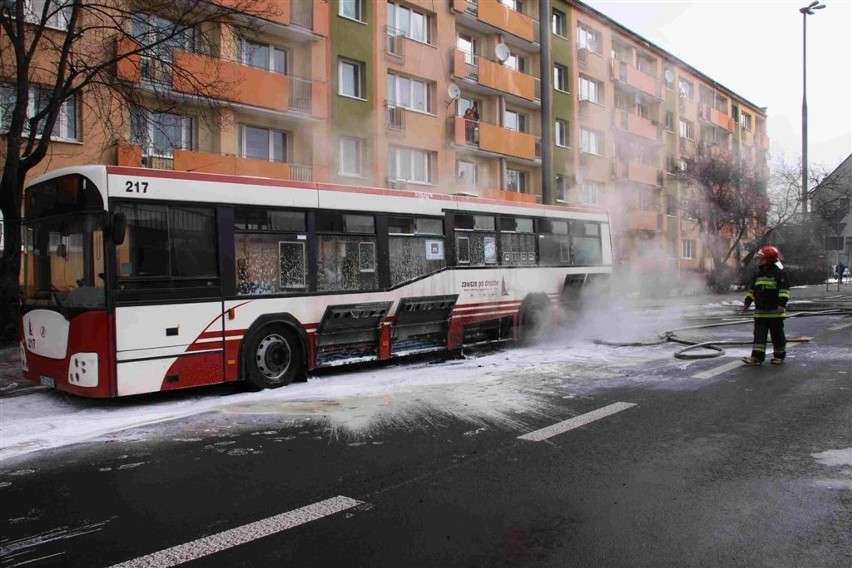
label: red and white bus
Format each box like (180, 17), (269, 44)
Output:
(20, 166), (613, 398)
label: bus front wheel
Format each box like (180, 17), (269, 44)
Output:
(243, 326), (302, 389)
(518, 295), (553, 345)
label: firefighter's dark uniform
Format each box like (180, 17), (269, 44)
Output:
(743, 263), (790, 361)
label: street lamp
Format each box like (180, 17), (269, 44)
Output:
(799, 0), (826, 215)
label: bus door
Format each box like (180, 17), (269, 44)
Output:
(112, 202), (225, 396)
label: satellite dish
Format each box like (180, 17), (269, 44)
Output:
(664, 69), (675, 83)
(495, 43), (510, 63)
(447, 83), (461, 99)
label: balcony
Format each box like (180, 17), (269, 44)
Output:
(481, 188), (539, 204)
(756, 132), (770, 150)
(118, 46), (327, 120)
(698, 104), (735, 132)
(452, 49), (538, 104)
(611, 59), (661, 99)
(386, 103), (404, 133)
(612, 109), (662, 143)
(450, 116), (539, 162)
(451, 0), (537, 46)
(626, 209), (661, 232)
(217, 0), (329, 39)
(116, 143), (315, 181)
(613, 159), (662, 187)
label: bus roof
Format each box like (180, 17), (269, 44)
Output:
(29, 165), (610, 222)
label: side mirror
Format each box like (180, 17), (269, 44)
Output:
(111, 212), (126, 245)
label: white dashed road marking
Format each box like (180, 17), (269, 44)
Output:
(692, 360), (744, 380)
(111, 496), (363, 567)
(828, 322), (851, 331)
(517, 402), (637, 442)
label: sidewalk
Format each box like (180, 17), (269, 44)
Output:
(1, 282), (848, 399)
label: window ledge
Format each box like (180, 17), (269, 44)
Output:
(338, 93), (368, 102)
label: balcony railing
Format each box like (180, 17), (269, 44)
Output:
(385, 26), (405, 60)
(290, 0), (313, 29)
(288, 75), (312, 112)
(386, 103), (404, 132)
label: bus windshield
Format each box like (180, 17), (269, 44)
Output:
(21, 213), (106, 310)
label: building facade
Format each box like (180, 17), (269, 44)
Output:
(2, 0), (769, 271)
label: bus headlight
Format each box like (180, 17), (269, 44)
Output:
(68, 353), (98, 387)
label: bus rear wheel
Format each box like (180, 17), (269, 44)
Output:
(518, 296), (553, 345)
(243, 326), (302, 389)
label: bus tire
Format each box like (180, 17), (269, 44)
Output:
(518, 295), (553, 345)
(243, 325), (302, 390)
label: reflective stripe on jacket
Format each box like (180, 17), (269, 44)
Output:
(744, 263), (789, 318)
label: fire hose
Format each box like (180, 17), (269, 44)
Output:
(593, 308), (852, 359)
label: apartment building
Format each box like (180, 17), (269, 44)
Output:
(3, 0), (768, 271)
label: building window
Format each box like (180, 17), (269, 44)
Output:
(1, 85), (80, 141)
(552, 9), (567, 37)
(580, 180), (600, 205)
(339, 137), (364, 176)
(678, 79), (694, 100)
(682, 239), (696, 259)
(554, 64), (569, 92)
(457, 33), (477, 65)
(238, 38), (287, 74)
(387, 2), (432, 44)
(504, 110), (527, 132)
(25, 0), (72, 29)
(500, 0), (523, 11)
(579, 76), (601, 103)
(387, 73), (432, 113)
(457, 160), (477, 187)
(389, 146), (434, 185)
(504, 52), (528, 73)
(131, 13), (195, 60)
(131, 108), (192, 156)
(580, 128), (602, 155)
(506, 168), (528, 193)
(576, 23), (600, 53)
(555, 174), (568, 202)
(665, 111), (675, 131)
(241, 125), (286, 163)
(679, 119), (694, 140)
(339, 0), (366, 22)
(555, 119), (569, 147)
(741, 112), (752, 131)
(339, 59), (364, 98)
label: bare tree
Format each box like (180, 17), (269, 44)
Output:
(679, 144), (767, 290)
(0, 0), (275, 338)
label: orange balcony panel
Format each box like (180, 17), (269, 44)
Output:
(482, 188), (538, 204)
(451, 0), (466, 13)
(757, 132), (770, 150)
(628, 162), (660, 186)
(627, 113), (659, 141)
(217, 0), (288, 26)
(115, 38), (141, 83)
(173, 150), (291, 179)
(625, 65), (659, 98)
(478, 0), (535, 42)
(312, 81), (328, 119)
(451, 116), (467, 146)
(710, 107), (734, 132)
(479, 123), (536, 160)
(627, 210), (658, 231)
(172, 52), (288, 111)
(116, 143), (142, 166)
(479, 58), (535, 100)
(312, 0), (329, 36)
(453, 49), (467, 78)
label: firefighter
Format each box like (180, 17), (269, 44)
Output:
(742, 246), (790, 365)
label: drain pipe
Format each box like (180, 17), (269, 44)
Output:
(539, 0), (553, 205)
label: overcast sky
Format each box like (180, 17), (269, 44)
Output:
(584, 0), (852, 172)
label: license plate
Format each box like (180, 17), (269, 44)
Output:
(39, 375), (55, 388)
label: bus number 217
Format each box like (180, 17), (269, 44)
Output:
(125, 181), (148, 193)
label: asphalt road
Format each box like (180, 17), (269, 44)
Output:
(1, 290), (850, 567)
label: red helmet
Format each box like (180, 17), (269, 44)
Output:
(759, 245), (780, 263)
